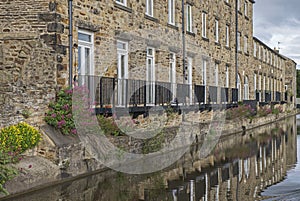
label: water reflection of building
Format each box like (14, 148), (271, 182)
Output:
(3, 118), (296, 201)
(140, 117), (297, 201)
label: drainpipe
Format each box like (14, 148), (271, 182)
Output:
(235, 0), (238, 90)
(181, 0), (186, 84)
(68, 0), (73, 88)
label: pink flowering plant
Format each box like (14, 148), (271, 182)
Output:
(45, 88), (76, 135)
(226, 104), (255, 120)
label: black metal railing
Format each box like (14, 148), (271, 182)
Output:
(221, 87), (229, 103)
(194, 84), (205, 104)
(265, 90), (271, 102)
(209, 86), (218, 103)
(275, 92), (281, 102)
(232, 88), (238, 102)
(78, 75), (240, 110)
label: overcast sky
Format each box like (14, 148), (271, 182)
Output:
(253, 0), (300, 69)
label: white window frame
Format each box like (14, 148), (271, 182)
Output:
(187, 57), (193, 104)
(225, 65), (229, 88)
(244, 35), (248, 53)
(254, 73), (257, 91)
(168, 0), (175, 25)
(117, 40), (129, 106)
(202, 12), (207, 38)
(237, 0), (241, 11)
(116, 0), (127, 6)
(215, 62), (219, 86)
(215, 19), (219, 43)
(225, 24), (230, 47)
(186, 4), (193, 32)
(146, 0), (153, 17)
(146, 47), (155, 104)
(202, 59), (207, 103)
(244, 1), (248, 17)
(78, 30), (95, 104)
(78, 30), (94, 77)
(237, 32), (241, 51)
(253, 41), (256, 57)
(244, 76), (249, 100)
(237, 74), (242, 101)
(169, 52), (176, 99)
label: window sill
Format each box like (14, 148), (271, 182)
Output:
(186, 31), (195, 37)
(224, 1), (231, 7)
(145, 14), (159, 23)
(225, 46), (230, 50)
(167, 23), (178, 30)
(202, 37), (209, 42)
(114, 3), (132, 13)
(245, 52), (249, 56)
(215, 42), (221, 46)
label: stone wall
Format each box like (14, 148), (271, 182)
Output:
(0, 0), (297, 128)
(0, 0), (69, 127)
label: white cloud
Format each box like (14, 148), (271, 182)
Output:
(253, 0), (300, 69)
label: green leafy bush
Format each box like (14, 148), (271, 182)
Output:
(97, 115), (123, 136)
(45, 88), (77, 135)
(0, 122), (41, 156)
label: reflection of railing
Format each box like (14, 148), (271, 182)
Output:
(265, 90), (271, 102)
(232, 88), (238, 103)
(275, 92), (281, 102)
(209, 86), (218, 103)
(78, 75), (239, 109)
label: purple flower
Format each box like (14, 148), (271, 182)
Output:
(62, 104), (69, 110)
(71, 129), (77, 134)
(57, 120), (66, 128)
(51, 113), (57, 118)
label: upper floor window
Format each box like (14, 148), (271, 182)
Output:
(225, 24), (230, 47)
(168, 0), (175, 25)
(186, 4), (193, 32)
(215, 19), (219, 43)
(116, 0), (126, 6)
(202, 12), (207, 38)
(237, 0), (241, 11)
(244, 1), (248, 16)
(244, 35), (248, 53)
(253, 41), (256, 57)
(237, 32), (241, 51)
(146, 0), (153, 17)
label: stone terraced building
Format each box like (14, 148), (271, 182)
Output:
(0, 0), (297, 127)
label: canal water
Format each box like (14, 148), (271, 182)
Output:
(1, 116), (299, 201)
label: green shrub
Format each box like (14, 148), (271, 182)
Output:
(45, 88), (77, 135)
(97, 115), (123, 136)
(0, 122), (41, 195)
(0, 122), (41, 156)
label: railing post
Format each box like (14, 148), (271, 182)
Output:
(125, 78), (128, 108)
(100, 77), (103, 107)
(112, 78), (115, 109)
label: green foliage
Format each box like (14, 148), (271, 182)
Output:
(0, 122), (41, 195)
(142, 131), (165, 154)
(44, 88), (77, 135)
(257, 106), (272, 117)
(96, 115), (123, 136)
(0, 122), (41, 155)
(226, 104), (255, 120)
